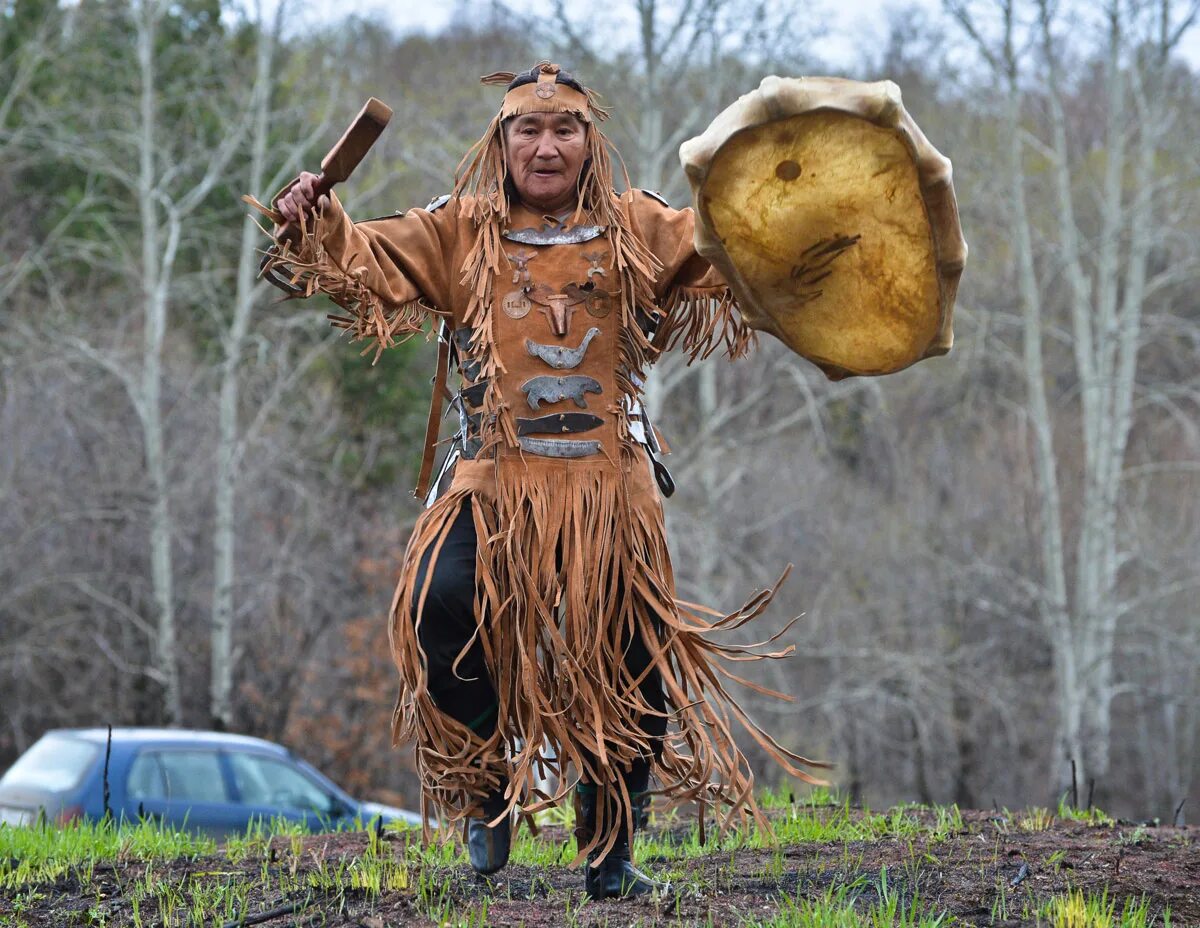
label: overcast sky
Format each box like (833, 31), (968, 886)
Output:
(292, 0), (1200, 72)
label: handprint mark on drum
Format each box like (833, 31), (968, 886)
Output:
(789, 234), (862, 304)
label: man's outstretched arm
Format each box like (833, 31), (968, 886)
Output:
(255, 171), (458, 360)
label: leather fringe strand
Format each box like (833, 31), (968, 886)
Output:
(243, 196), (430, 363)
(388, 468), (831, 864)
(657, 285), (756, 363)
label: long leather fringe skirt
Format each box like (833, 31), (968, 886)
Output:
(388, 453), (825, 859)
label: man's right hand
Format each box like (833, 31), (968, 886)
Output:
(273, 171), (330, 238)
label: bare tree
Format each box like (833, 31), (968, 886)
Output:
(946, 0), (1200, 798)
(26, 0), (264, 722)
(208, 0), (331, 731)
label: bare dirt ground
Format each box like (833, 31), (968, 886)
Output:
(5, 809), (1197, 927)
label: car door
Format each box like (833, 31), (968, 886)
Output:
(224, 750), (345, 832)
(123, 747), (247, 838)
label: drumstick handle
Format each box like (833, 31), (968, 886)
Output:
(273, 176), (331, 244)
(274, 96), (392, 242)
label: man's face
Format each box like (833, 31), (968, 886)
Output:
(503, 112), (588, 213)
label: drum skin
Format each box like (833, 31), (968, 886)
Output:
(680, 77), (967, 380)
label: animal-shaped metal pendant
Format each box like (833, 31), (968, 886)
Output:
(525, 327), (599, 370)
(528, 284), (587, 337)
(582, 250), (609, 280)
(521, 374), (603, 410)
(506, 249), (537, 285)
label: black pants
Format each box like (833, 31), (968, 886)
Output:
(411, 501), (667, 766)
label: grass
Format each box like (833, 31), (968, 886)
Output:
(738, 875), (951, 927)
(0, 817), (214, 892)
(991, 799), (1115, 837)
(1036, 889), (1170, 928)
(0, 792), (1180, 928)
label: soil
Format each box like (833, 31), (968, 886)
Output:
(4, 809), (1197, 927)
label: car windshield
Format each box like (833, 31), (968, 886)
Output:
(0, 734), (100, 792)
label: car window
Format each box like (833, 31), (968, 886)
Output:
(0, 735), (99, 792)
(227, 753), (335, 813)
(127, 750), (228, 803)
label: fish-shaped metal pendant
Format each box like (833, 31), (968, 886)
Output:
(520, 374), (603, 410)
(516, 412), (603, 435)
(518, 437), (602, 458)
(525, 327), (600, 370)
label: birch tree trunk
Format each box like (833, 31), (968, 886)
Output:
(72, 0), (257, 724)
(134, 0), (183, 725)
(209, 3), (283, 731)
(949, 0), (1193, 799)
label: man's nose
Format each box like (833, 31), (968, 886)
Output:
(534, 133), (560, 159)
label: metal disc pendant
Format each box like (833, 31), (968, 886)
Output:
(503, 290), (532, 319)
(586, 290), (612, 318)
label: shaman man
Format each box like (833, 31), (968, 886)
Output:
(264, 62), (828, 900)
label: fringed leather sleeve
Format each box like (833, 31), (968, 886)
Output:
(251, 191), (457, 361)
(625, 189), (755, 363)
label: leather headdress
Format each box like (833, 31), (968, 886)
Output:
(453, 62), (621, 226)
(482, 61), (610, 124)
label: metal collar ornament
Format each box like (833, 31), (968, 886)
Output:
(503, 221), (606, 245)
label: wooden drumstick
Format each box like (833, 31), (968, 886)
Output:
(274, 96), (393, 237)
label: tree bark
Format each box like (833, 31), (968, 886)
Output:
(210, 1), (282, 732)
(135, 0), (182, 726)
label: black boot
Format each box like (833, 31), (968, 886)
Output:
(576, 763), (667, 900)
(466, 785), (511, 876)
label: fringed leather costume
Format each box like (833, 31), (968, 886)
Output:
(258, 63), (827, 871)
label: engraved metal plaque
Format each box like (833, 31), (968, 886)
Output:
(518, 436), (601, 458)
(517, 412), (604, 435)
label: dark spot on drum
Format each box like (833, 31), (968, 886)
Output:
(775, 160), (801, 181)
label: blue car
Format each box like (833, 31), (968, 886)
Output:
(0, 728), (422, 838)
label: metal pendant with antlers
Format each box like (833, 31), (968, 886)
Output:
(528, 284), (588, 337)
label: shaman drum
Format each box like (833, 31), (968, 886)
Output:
(679, 76), (967, 380)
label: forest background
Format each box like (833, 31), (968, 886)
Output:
(2, 0), (1198, 823)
